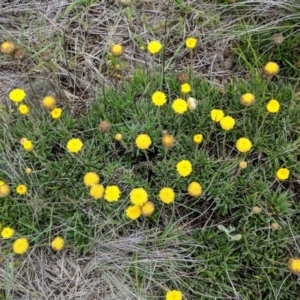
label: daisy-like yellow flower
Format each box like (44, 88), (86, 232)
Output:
(180, 83), (191, 94)
(166, 290), (182, 300)
(176, 160), (192, 177)
(266, 99), (280, 113)
(130, 188), (148, 206)
(240, 93), (255, 106)
(50, 108), (62, 119)
(263, 61), (279, 76)
(187, 97), (198, 111)
(104, 185), (121, 202)
(162, 134), (175, 148)
(210, 109), (224, 122)
(219, 116), (235, 131)
(66, 138), (83, 153)
(193, 134), (203, 144)
(114, 133), (123, 141)
(135, 134), (152, 150)
(236, 137), (252, 153)
(110, 44), (123, 57)
(0, 41), (16, 54)
(185, 37), (197, 50)
(1, 227), (15, 239)
(172, 98), (188, 114)
(13, 237), (29, 255)
(276, 168), (290, 181)
(287, 258), (300, 274)
(141, 201), (155, 216)
(126, 205), (142, 220)
(42, 96), (56, 110)
(90, 184), (105, 200)
(83, 172), (100, 187)
(188, 182), (202, 197)
(152, 91), (167, 106)
(9, 88), (26, 103)
(18, 104), (29, 115)
(22, 139), (34, 152)
(159, 187), (175, 204)
(16, 184), (27, 195)
(147, 40), (162, 55)
(51, 236), (65, 251)
(0, 183), (10, 197)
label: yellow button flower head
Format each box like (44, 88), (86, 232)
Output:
(219, 116), (235, 130)
(211, 109), (224, 122)
(276, 168), (290, 181)
(114, 133), (123, 141)
(180, 83), (191, 94)
(239, 160), (247, 169)
(104, 185), (121, 202)
(1, 41), (16, 54)
(13, 237), (29, 254)
(83, 172), (100, 187)
(263, 61), (279, 76)
(126, 205), (142, 220)
(266, 99), (280, 113)
(166, 290), (182, 300)
(9, 88), (26, 103)
(25, 167), (32, 174)
(152, 91), (167, 106)
(16, 184), (27, 195)
(188, 182), (202, 197)
(90, 184), (105, 200)
(23, 139), (34, 152)
(147, 40), (162, 55)
(159, 187), (175, 204)
(51, 236), (65, 251)
(130, 188), (148, 206)
(50, 108), (62, 119)
(240, 93), (255, 106)
(172, 98), (188, 114)
(67, 138), (83, 153)
(135, 134), (152, 150)
(110, 44), (123, 57)
(287, 258), (300, 274)
(0, 183), (10, 197)
(187, 97), (198, 111)
(176, 160), (192, 177)
(141, 201), (155, 216)
(236, 137), (252, 153)
(162, 134), (175, 148)
(42, 96), (56, 110)
(1, 227), (15, 239)
(18, 104), (29, 115)
(193, 134), (203, 144)
(185, 37), (197, 50)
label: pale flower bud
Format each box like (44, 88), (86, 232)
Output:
(187, 97), (198, 111)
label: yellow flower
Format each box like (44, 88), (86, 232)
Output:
(236, 137), (252, 153)
(130, 188), (148, 206)
(239, 161), (247, 169)
(114, 133), (123, 141)
(51, 236), (65, 251)
(66, 138), (83, 153)
(187, 97), (198, 111)
(50, 108), (62, 119)
(276, 168), (290, 181)
(0, 41), (16, 54)
(193, 134), (203, 144)
(166, 290), (182, 300)
(16, 184), (27, 195)
(185, 37), (197, 50)
(147, 40), (162, 54)
(172, 98), (188, 114)
(18, 104), (29, 115)
(152, 91), (167, 106)
(287, 258), (300, 274)
(0, 183), (10, 197)
(104, 185), (121, 202)
(23, 139), (34, 152)
(141, 201), (155, 216)
(162, 134), (175, 148)
(110, 44), (123, 57)
(159, 187), (175, 204)
(9, 88), (26, 103)
(176, 160), (192, 177)
(180, 83), (191, 94)
(188, 182), (202, 197)
(83, 172), (100, 187)
(25, 167), (32, 174)
(126, 205), (142, 220)
(13, 237), (29, 254)
(266, 99), (280, 113)
(263, 61), (279, 76)
(90, 184), (105, 200)
(219, 116), (235, 130)
(42, 96), (56, 110)
(1, 227), (15, 239)
(210, 109), (224, 122)
(135, 134), (152, 150)
(240, 93), (255, 106)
